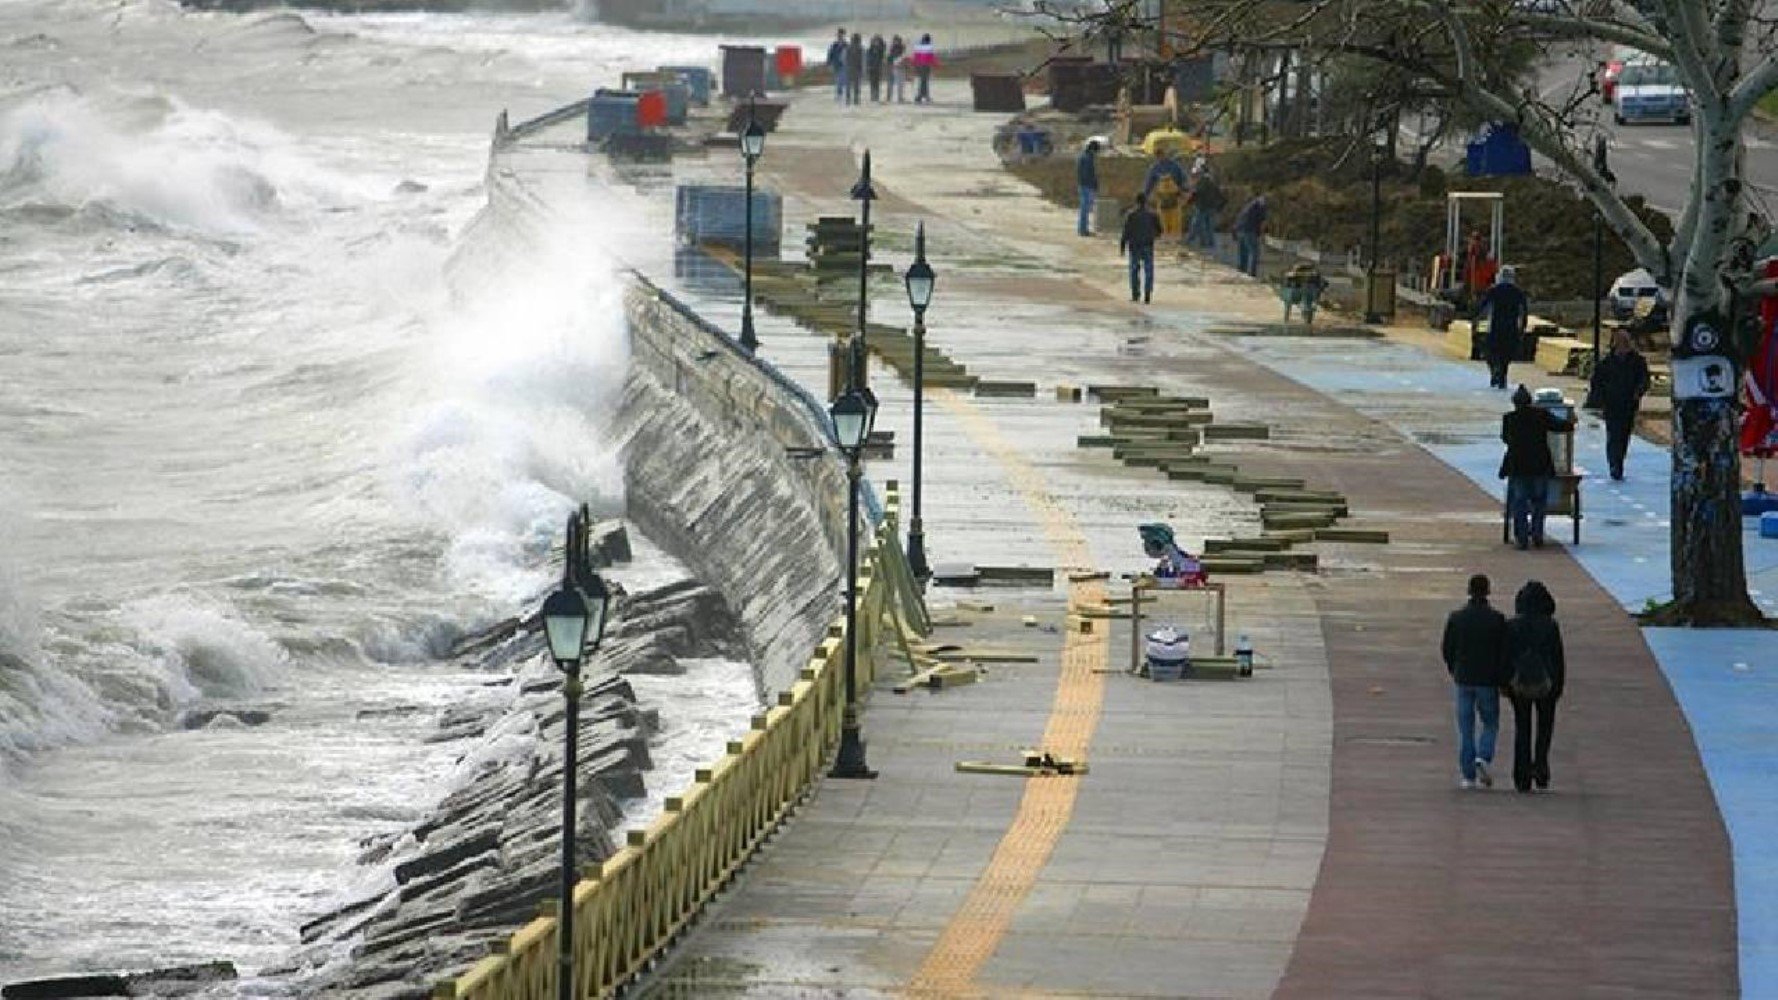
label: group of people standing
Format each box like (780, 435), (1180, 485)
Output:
(826, 29), (936, 106)
(1443, 574), (1566, 793)
(1083, 141), (1270, 304)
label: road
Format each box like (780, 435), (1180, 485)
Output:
(1537, 53), (1778, 219)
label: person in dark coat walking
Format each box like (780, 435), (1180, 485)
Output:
(845, 32), (864, 105)
(1442, 573), (1509, 789)
(1473, 265), (1528, 389)
(1590, 328), (1650, 480)
(1076, 139), (1100, 237)
(1233, 194), (1268, 276)
(1504, 579), (1565, 792)
(827, 29), (848, 105)
(1500, 383), (1574, 549)
(1120, 193), (1162, 304)
(865, 34), (887, 102)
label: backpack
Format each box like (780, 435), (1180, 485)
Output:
(1509, 641), (1553, 700)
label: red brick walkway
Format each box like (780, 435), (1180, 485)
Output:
(1192, 349), (1739, 997)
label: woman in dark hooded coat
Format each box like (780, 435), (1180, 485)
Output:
(1505, 580), (1565, 792)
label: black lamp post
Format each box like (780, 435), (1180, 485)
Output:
(1584, 135), (1615, 410)
(851, 151), (878, 371)
(903, 222), (936, 582)
(828, 386), (879, 780)
(1364, 136), (1385, 324)
(541, 524), (610, 1000)
(739, 103), (766, 354)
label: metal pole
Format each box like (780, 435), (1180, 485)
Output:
(907, 305), (929, 581)
(557, 664), (580, 1000)
(740, 146), (758, 353)
(1364, 147), (1383, 324)
(1584, 210), (1603, 409)
(830, 452), (876, 778)
(858, 154), (872, 356)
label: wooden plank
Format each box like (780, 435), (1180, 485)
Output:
(1314, 527), (1391, 543)
(1233, 476), (1307, 492)
(1203, 423), (1271, 441)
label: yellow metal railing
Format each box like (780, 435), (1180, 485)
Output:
(433, 484), (924, 1000)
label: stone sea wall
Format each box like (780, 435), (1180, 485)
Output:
(284, 128), (850, 997)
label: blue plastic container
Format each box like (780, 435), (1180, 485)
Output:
(587, 89), (641, 143)
(674, 184), (782, 251)
(1763, 511), (1778, 539)
(659, 82), (690, 126)
(660, 65), (712, 106)
(1745, 487), (1778, 517)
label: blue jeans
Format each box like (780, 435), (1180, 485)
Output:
(1189, 207), (1217, 249)
(1237, 230), (1261, 275)
(1128, 245), (1154, 301)
(1455, 684), (1500, 780)
(833, 67), (847, 103)
(1507, 475), (1552, 545)
(1078, 186), (1096, 235)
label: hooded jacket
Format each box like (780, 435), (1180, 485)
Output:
(1506, 580), (1566, 700)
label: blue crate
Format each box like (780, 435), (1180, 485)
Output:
(587, 89), (641, 142)
(674, 184), (782, 251)
(660, 65), (713, 106)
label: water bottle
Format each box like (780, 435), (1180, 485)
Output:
(1235, 634), (1253, 677)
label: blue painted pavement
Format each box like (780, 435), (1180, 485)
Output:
(1231, 331), (1778, 995)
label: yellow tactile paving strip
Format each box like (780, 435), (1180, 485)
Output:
(904, 389), (1110, 1000)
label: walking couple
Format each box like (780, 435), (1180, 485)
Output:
(1441, 573), (1566, 793)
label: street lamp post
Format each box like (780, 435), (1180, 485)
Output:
(851, 151), (878, 374)
(739, 103), (766, 354)
(541, 518), (611, 1000)
(903, 222), (936, 582)
(1364, 137), (1385, 324)
(828, 387), (879, 780)
(1584, 135), (1615, 410)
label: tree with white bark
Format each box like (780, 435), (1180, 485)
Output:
(1046, 0), (1777, 624)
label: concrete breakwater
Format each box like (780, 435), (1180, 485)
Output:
(287, 122), (853, 996)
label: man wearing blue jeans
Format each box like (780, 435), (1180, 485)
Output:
(1442, 573), (1508, 789)
(1233, 193), (1267, 276)
(1076, 139), (1100, 236)
(1500, 383), (1573, 548)
(1119, 193), (1161, 304)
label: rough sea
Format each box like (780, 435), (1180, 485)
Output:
(0, 1), (770, 990)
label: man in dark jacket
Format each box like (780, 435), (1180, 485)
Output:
(845, 32), (864, 106)
(1473, 265), (1527, 389)
(1505, 580), (1565, 792)
(1590, 328), (1650, 480)
(827, 30), (848, 105)
(1500, 383), (1574, 549)
(1442, 573), (1509, 789)
(865, 34), (887, 102)
(1233, 194), (1268, 276)
(1076, 139), (1100, 237)
(1120, 192), (1162, 304)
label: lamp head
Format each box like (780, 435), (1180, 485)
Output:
(830, 388), (870, 454)
(850, 150), (877, 202)
(905, 222), (935, 312)
(541, 586), (590, 670)
(741, 118), (766, 161)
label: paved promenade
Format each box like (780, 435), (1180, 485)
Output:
(594, 78), (1756, 997)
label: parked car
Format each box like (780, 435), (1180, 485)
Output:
(1614, 60), (1691, 125)
(1609, 267), (1670, 321)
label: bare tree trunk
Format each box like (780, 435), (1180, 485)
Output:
(1668, 391), (1761, 624)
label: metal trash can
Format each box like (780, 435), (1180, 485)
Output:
(1364, 266), (1397, 321)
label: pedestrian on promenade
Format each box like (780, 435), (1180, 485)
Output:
(1590, 328), (1649, 480)
(1473, 265), (1528, 389)
(1120, 192), (1162, 304)
(1233, 193), (1268, 277)
(1504, 579), (1565, 793)
(1500, 383), (1574, 550)
(1076, 138), (1101, 237)
(1187, 166), (1224, 251)
(911, 33), (937, 103)
(827, 30), (848, 105)
(888, 35), (908, 101)
(866, 34), (887, 102)
(846, 31), (865, 106)
(1442, 573), (1509, 790)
